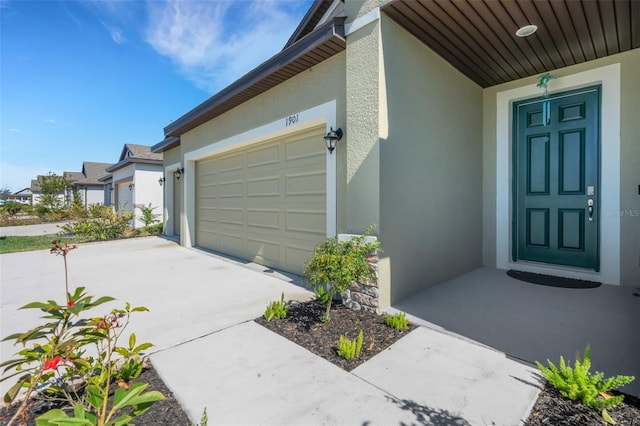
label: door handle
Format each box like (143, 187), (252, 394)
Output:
(588, 199), (594, 221)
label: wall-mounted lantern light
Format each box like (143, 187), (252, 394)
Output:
(129, 183), (134, 191)
(174, 167), (184, 180)
(159, 177), (166, 186)
(323, 127), (343, 154)
(109, 186), (113, 192)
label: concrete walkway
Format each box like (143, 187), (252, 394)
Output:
(1, 237), (540, 425)
(391, 267), (640, 397)
(0, 221), (70, 237)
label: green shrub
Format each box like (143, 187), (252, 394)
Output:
(385, 312), (409, 330)
(304, 225), (381, 322)
(536, 346), (635, 423)
(138, 204), (161, 227)
(263, 292), (290, 321)
(88, 203), (115, 220)
(2, 201), (26, 215)
(337, 330), (364, 361)
(60, 216), (132, 241)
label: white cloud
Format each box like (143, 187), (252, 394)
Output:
(144, 0), (304, 93)
(45, 119), (56, 124)
(9, 128), (21, 133)
(100, 19), (126, 44)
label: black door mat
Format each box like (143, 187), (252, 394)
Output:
(507, 270), (601, 288)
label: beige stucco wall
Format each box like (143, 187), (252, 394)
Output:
(482, 49), (640, 286)
(378, 16), (484, 303)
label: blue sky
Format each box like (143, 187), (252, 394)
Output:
(0, 0), (312, 192)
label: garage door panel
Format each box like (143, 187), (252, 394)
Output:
(285, 243), (317, 273)
(247, 238), (280, 263)
(247, 177), (279, 197)
(196, 126), (326, 275)
(247, 209), (280, 230)
(247, 145), (280, 168)
(219, 181), (244, 198)
(286, 172), (325, 196)
(285, 210), (325, 235)
(219, 208), (243, 225)
(285, 136), (325, 161)
(218, 154), (243, 173)
(217, 232), (244, 255)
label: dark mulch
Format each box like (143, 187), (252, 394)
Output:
(524, 383), (640, 425)
(0, 366), (190, 426)
(255, 299), (416, 371)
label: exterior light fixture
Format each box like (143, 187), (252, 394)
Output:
(159, 177), (166, 186)
(323, 127), (343, 154)
(128, 183), (134, 190)
(516, 24), (537, 37)
(174, 167), (184, 180)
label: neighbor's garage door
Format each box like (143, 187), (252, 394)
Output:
(117, 182), (133, 212)
(195, 126), (326, 274)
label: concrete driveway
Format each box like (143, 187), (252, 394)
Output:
(1, 237), (541, 425)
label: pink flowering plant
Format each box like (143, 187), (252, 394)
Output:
(0, 241), (163, 425)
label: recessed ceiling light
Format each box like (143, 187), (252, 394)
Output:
(516, 24), (538, 37)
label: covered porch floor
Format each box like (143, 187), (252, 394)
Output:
(392, 267), (640, 397)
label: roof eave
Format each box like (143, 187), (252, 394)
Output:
(105, 158), (163, 173)
(151, 136), (180, 154)
(164, 16), (346, 138)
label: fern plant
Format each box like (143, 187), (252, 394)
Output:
(385, 312), (409, 330)
(536, 346), (634, 423)
(263, 293), (290, 321)
(337, 330), (364, 361)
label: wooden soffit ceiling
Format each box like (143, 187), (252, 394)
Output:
(382, 0), (639, 88)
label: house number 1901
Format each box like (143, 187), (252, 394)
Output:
(285, 113), (299, 127)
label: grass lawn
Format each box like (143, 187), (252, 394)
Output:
(0, 235), (93, 254)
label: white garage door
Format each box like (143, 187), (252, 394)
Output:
(196, 126), (327, 275)
(117, 182), (133, 212)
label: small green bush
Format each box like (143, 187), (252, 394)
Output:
(536, 346), (635, 423)
(337, 330), (364, 361)
(263, 293), (290, 321)
(304, 225), (381, 322)
(138, 204), (161, 227)
(385, 312), (409, 330)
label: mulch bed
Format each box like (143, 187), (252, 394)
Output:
(524, 382), (640, 425)
(255, 299), (416, 371)
(2, 298), (638, 425)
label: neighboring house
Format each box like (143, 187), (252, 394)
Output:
(152, 0), (639, 309)
(69, 162), (112, 208)
(7, 188), (33, 205)
(105, 144), (163, 228)
(31, 176), (66, 206)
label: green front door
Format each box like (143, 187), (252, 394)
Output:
(513, 86), (600, 270)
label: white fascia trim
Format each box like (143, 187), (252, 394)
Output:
(345, 7), (380, 36)
(163, 162), (181, 236)
(496, 63), (621, 284)
(182, 100), (339, 248)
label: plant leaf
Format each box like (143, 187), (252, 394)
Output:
(602, 408), (617, 425)
(113, 383), (165, 410)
